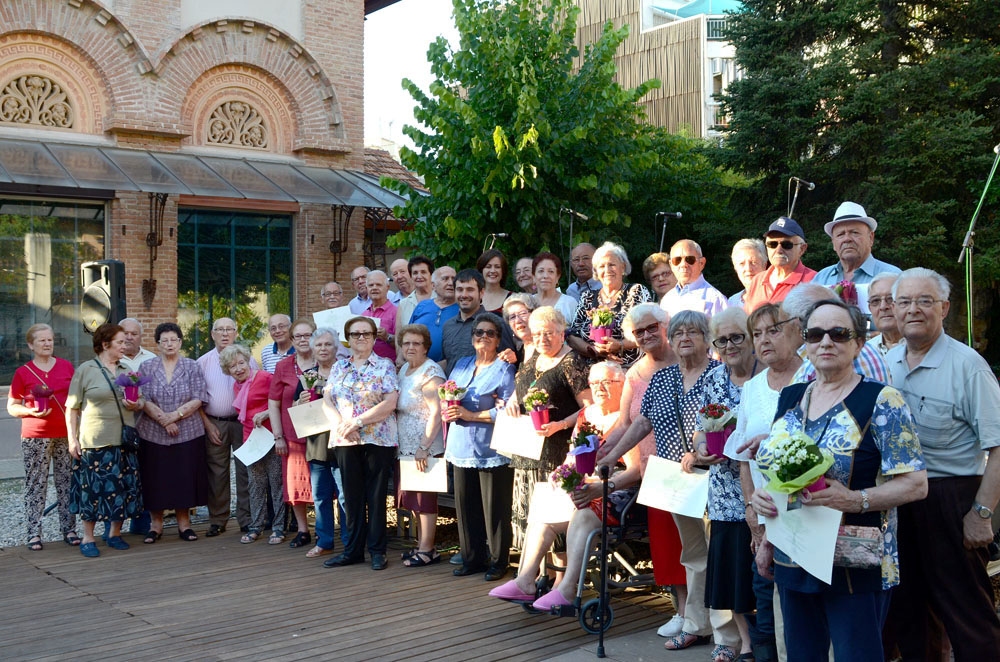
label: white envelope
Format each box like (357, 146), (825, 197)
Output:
(398, 457), (448, 493)
(287, 399), (336, 438)
(763, 489), (842, 584)
(490, 410), (544, 460)
(233, 426), (275, 466)
(636, 456), (709, 519)
(313, 306), (379, 347)
(527, 482), (578, 524)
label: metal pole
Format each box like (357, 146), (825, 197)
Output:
(597, 464), (610, 658)
(957, 145), (1000, 347)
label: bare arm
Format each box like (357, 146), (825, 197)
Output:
(267, 398), (284, 439)
(7, 395), (50, 419)
(66, 407), (82, 459)
(965, 447), (1000, 548)
(596, 414), (653, 470)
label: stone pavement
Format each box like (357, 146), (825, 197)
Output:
(543, 627), (714, 662)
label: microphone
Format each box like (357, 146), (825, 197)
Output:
(994, 144), (999, 154)
(493, 233), (509, 238)
(655, 211), (682, 219)
(560, 207), (589, 221)
(791, 176), (816, 191)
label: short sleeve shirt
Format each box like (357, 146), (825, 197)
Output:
(134, 357), (208, 446)
(65, 360), (135, 449)
(641, 360), (721, 462)
(693, 364), (746, 522)
(10, 358), (74, 438)
(324, 354), (399, 448)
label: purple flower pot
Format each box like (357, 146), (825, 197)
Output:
(124, 385), (139, 402)
(705, 424), (735, 457)
(529, 407), (550, 431)
(590, 326), (612, 343)
(805, 475), (827, 493)
(34, 396), (49, 413)
(575, 449), (597, 475)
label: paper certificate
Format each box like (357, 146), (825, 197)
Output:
(398, 457), (448, 493)
(636, 456), (709, 519)
(313, 306), (379, 347)
(762, 489), (842, 584)
(287, 399), (336, 438)
(490, 411), (544, 460)
(234, 426), (276, 466)
(527, 482), (578, 524)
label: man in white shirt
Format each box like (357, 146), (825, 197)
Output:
(118, 318), (157, 372)
(566, 242), (600, 301)
(660, 239), (729, 318)
(389, 258), (414, 299)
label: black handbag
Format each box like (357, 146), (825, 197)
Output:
(95, 360), (141, 452)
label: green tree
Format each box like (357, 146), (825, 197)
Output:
(717, 0), (1000, 355)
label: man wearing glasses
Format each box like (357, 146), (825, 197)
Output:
(320, 281), (343, 309)
(659, 239), (729, 318)
(410, 266), (459, 362)
(260, 314), (294, 373)
(743, 216), (816, 312)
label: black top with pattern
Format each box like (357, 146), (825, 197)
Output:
(567, 282), (651, 368)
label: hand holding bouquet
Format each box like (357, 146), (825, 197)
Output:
(438, 380), (468, 443)
(699, 403), (737, 457)
(760, 429), (835, 495)
(834, 280), (859, 307)
(30, 384), (53, 413)
(551, 463), (588, 508)
(589, 306), (615, 342)
(301, 372), (327, 402)
(568, 420), (601, 474)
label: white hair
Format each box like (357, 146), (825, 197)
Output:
(310, 327), (339, 350)
(529, 305), (567, 330)
(367, 269), (388, 283)
(118, 317), (142, 332)
(892, 267), (951, 301)
(431, 266), (454, 285)
(592, 241), (632, 276)
(732, 238), (767, 264)
(782, 283), (837, 321)
(590, 360), (625, 381)
(320, 281), (342, 295)
(622, 302), (668, 342)
(670, 239), (703, 257)
(868, 272), (899, 291)
(709, 306), (749, 339)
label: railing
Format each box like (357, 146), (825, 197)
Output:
(707, 102), (729, 130)
(706, 18), (728, 40)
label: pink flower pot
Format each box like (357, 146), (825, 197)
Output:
(705, 424), (735, 457)
(124, 385), (139, 402)
(590, 326), (612, 343)
(34, 397), (49, 413)
(529, 407), (550, 431)
(805, 475), (828, 493)
(575, 449), (597, 475)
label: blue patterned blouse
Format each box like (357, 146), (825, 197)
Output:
(694, 363), (746, 522)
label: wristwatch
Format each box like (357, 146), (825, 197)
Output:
(859, 489), (870, 513)
(973, 501), (993, 519)
(607, 479), (616, 492)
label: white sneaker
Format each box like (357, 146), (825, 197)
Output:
(657, 614), (685, 637)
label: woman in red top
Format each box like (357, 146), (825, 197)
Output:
(6, 323), (79, 550)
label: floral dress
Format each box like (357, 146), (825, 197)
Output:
(694, 364), (747, 522)
(396, 359), (446, 457)
(568, 282), (651, 368)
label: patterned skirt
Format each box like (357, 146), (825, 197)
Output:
(282, 441), (313, 505)
(70, 446), (144, 522)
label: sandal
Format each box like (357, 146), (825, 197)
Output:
(306, 545), (334, 558)
(268, 532), (285, 545)
(63, 532), (82, 547)
(711, 645), (738, 662)
(664, 632), (708, 651)
(402, 549), (441, 567)
(143, 530), (162, 545)
(27, 537), (43, 551)
(400, 547), (419, 560)
(178, 529), (198, 541)
(288, 531), (311, 548)
(240, 532), (260, 544)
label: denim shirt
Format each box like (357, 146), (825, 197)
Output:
(443, 356), (516, 469)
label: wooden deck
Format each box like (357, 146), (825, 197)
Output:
(0, 528), (673, 662)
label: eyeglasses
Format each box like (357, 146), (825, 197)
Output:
(712, 333), (746, 349)
(751, 317), (796, 340)
(473, 328), (499, 339)
(348, 331), (374, 340)
(633, 322), (661, 338)
(588, 379), (623, 388)
(533, 330), (561, 339)
(868, 295), (894, 308)
(802, 326), (858, 343)
(321, 291), (340, 298)
(671, 255), (698, 266)
(292, 333), (312, 341)
(766, 240), (800, 250)
(670, 328), (704, 339)
(158, 337), (181, 345)
(213, 327), (236, 334)
(508, 310), (531, 321)
(894, 297), (944, 309)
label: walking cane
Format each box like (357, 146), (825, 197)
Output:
(597, 464), (611, 658)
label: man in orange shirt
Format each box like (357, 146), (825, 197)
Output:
(743, 216), (816, 312)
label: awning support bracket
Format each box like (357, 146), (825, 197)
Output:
(142, 192), (168, 309)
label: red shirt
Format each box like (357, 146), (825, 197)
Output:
(269, 356), (307, 445)
(743, 262), (817, 313)
(235, 371), (273, 442)
(10, 358), (74, 438)
(364, 299), (398, 362)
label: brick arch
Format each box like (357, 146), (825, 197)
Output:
(153, 19), (348, 153)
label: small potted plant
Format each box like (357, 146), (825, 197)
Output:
(523, 387), (551, 431)
(31, 384), (53, 413)
(699, 403), (737, 457)
(301, 372), (327, 402)
(760, 429), (835, 495)
(589, 306), (614, 343)
(114, 371), (150, 402)
(568, 420), (601, 475)
(834, 280), (858, 306)
(551, 463), (587, 508)
(438, 380), (468, 443)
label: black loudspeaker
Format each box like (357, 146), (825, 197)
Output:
(81, 260), (127, 334)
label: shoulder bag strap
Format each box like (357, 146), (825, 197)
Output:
(94, 359), (128, 430)
(22, 363), (66, 414)
(671, 388), (693, 454)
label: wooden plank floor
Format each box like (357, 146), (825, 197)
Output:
(0, 528), (673, 662)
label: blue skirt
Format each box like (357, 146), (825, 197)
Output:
(70, 446), (144, 522)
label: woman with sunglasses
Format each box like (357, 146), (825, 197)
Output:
(683, 307), (759, 662)
(751, 300), (926, 662)
(321, 317), (399, 571)
(443, 313), (517, 580)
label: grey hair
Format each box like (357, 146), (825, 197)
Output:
(431, 266), (454, 285)
(310, 327), (339, 350)
(529, 305), (567, 330)
(320, 281), (342, 295)
(782, 283), (837, 322)
(590, 360), (626, 381)
(218, 344), (253, 376)
(592, 241), (632, 276)
(668, 310), (710, 339)
(709, 306), (749, 339)
(622, 302), (668, 342)
(472, 311), (505, 335)
(869, 272), (899, 291)
(502, 292), (535, 321)
(269, 313), (291, 325)
(732, 238), (767, 264)
(670, 239), (703, 257)
(118, 317), (143, 332)
(892, 267), (951, 301)
(212, 317), (238, 332)
(366, 269), (388, 283)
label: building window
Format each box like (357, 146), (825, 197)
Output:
(177, 209), (292, 357)
(0, 75), (75, 128)
(0, 199), (104, 384)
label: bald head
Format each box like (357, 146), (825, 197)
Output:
(390, 258), (413, 296)
(366, 270), (389, 306)
(211, 317), (238, 350)
(669, 239), (706, 286)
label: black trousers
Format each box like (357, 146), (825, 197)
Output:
(453, 464), (514, 570)
(331, 444), (395, 560)
(886, 476), (1000, 661)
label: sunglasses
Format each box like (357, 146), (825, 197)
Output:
(712, 333), (746, 349)
(473, 328), (499, 339)
(671, 255), (698, 266)
(766, 240), (801, 250)
(802, 327), (858, 344)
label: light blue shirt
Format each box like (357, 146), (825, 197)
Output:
(727, 290), (745, 309)
(813, 254), (900, 287)
(566, 278), (600, 302)
(660, 274), (729, 318)
(443, 356), (516, 469)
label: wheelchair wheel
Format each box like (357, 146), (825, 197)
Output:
(579, 597), (613, 634)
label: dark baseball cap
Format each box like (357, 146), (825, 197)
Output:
(764, 216), (806, 240)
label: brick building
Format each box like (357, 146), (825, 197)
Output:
(0, 0), (413, 380)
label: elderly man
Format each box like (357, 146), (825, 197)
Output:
(118, 317), (156, 372)
(743, 216), (816, 312)
(348, 265), (371, 314)
(866, 273), (903, 356)
(197, 317), (254, 536)
(884, 268), (1000, 661)
(320, 281), (343, 309)
(814, 202), (900, 290)
(389, 258), (414, 299)
(395, 256), (435, 330)
(659, 239), (729, 318)
(260, 314), (294, 373)
(410, 266), (459, 362)
(567, 242), (600, 301)
(440, 269), (516, 374)
(361, 270), (397, 362)
(727, 239), (768, 308)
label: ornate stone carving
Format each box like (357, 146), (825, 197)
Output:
(206, 100), (268, 148)
(0, 74), (74, 128)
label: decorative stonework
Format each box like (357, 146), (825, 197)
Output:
(206, 100), (268, 148)
(0, 74), (74, 127)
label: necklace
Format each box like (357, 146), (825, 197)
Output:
(33, 357), (54, 377)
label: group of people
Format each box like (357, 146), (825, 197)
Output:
(8, 200), (1000, 662)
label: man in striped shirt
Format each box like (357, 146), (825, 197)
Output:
(260, 314), (294, 373)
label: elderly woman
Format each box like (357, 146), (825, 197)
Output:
(643, 252), (677, 302)
(729, 239), (768, 309)
(135, 323), (208, 543)
(751, 300), (927, 662)
(568, 241), (651, 367)
(489, 362), (634, 607)
(444, 312), (517, 580)
(500, 293), (536, 364)
(396, 323), (446, 567)
(222, 344), (285, 545)
(65, 323), (144, 557)
(8, 323), (77, 550)
(477, 249), (512, 314)
(506, 307), (592, 550)
(682, 307), (760, 661)
(322, 316), (399, 571)
(532, 252), (578, 324)
(267, 318), (317, 550)
(598, 311), (740, 659)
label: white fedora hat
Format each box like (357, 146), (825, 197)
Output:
(824, 201), (877, 236)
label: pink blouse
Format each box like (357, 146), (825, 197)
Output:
(234, 371), (273, 442)
(627, 370), (657, 477)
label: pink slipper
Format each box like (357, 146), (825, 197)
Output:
(488, 579), (536, 602)
(531, 589), (573, 611)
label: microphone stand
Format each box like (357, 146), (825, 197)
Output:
(957, 144), (1000, 347)
(658, 212), (669, 253)
(787, 178), (807, 218)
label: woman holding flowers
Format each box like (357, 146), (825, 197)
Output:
(750, 300), (927, 662)
(266, 318), (317, 551)
(7, 323), (77, 550)
(135, 322), (208, 543)
(567, 241), (651, 368)
(443, 312), (516, 580)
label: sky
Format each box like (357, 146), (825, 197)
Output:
(364, 0), (459, 151)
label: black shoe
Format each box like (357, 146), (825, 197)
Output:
(453, 564), (488, 577)
(371, 553), (387, 571)
(485, 563), (509, 582)
(289, 531), (312, 548)
(323, 553), (360, 568)
(205, 524), (225, 537)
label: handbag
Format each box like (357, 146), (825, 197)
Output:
(95, 360), (141, 452)
(834, 524), (884, 569)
